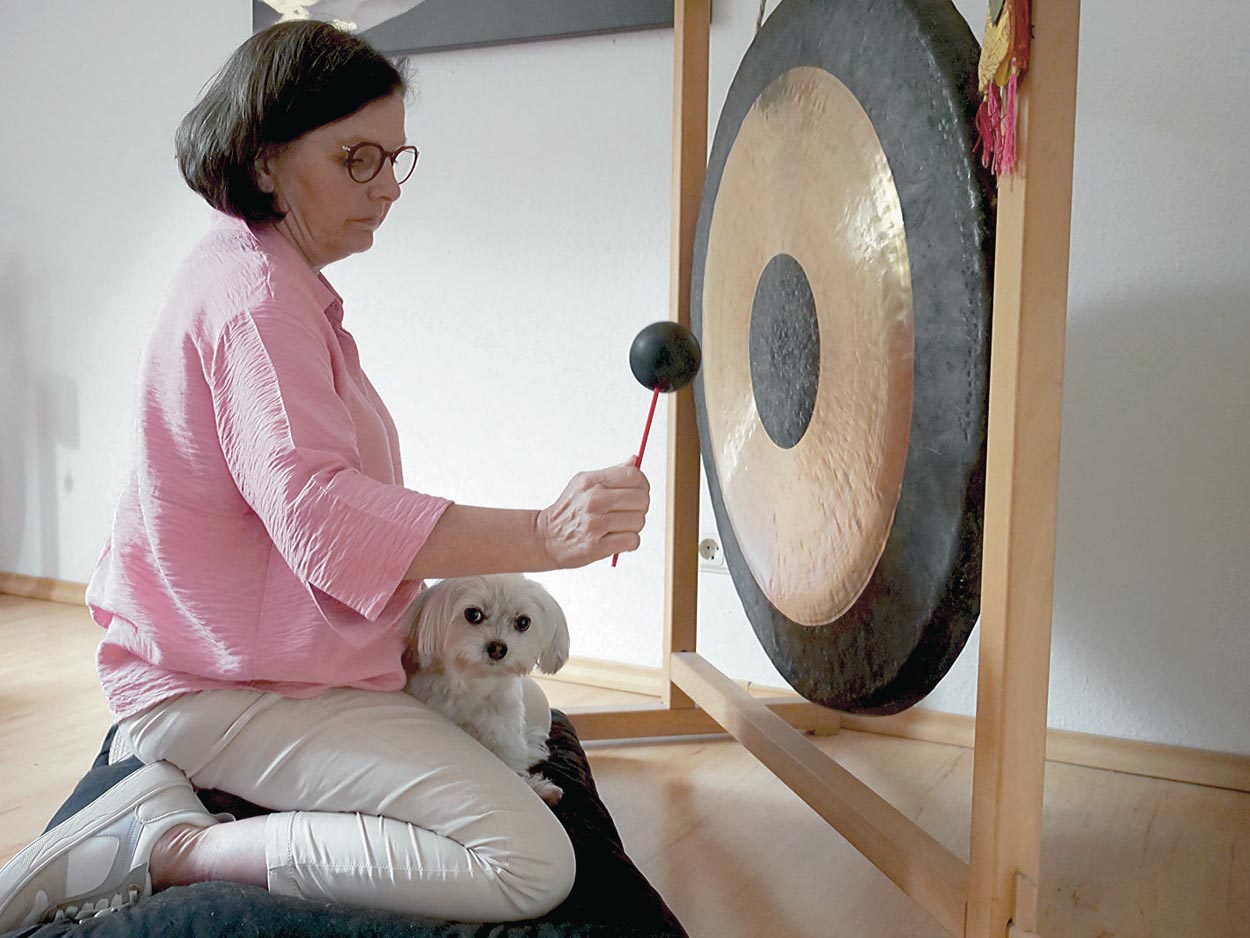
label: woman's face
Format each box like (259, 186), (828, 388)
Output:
(257, 90), (407, 270)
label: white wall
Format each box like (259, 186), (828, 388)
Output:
(2, 0), (1247, 753)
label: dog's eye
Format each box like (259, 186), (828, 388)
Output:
(515, 616), (531, 632)
(464, 607), (485, 624)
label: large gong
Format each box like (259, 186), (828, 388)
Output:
(692, 0), (994, 714)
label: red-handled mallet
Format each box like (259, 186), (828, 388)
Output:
(612, 321), (702, 567)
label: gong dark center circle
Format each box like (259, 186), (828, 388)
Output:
(749, 253), (820, 450)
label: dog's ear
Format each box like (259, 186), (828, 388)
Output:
(399, 585), (433, 672)
(402, 579), (456, 671)
(531, 581), (570, 674)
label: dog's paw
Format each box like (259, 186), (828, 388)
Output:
(525, 735), (551, 767)
(526, 771), (564, 806)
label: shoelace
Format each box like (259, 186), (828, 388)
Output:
(48, 883), (142, 922)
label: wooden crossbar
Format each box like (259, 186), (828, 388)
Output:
(670, 652), (970, 937)
(567, 696), (841, 741)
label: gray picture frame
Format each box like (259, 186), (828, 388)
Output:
(252, 1), (699, 55)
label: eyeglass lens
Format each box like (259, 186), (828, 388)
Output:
(347, 144), (418, 184)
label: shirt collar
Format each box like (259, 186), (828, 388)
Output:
(213, 211), (345, 325)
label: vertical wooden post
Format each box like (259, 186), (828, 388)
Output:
(967, 1), (1081, 935)
(662, 0), (710, 710)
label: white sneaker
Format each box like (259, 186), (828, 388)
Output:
(0, 761), (215, 931)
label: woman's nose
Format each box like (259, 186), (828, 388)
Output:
(372, 166), (402, 202)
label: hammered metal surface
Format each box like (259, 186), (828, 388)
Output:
(701, 66), (914, 627)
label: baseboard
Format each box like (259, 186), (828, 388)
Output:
(6, 571), (1247, 793)
(838, 708), (1250, 794)
(0, 572), (86, 606)
(543, 657), (663, 696)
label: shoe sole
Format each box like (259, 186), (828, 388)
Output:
(0, 761), (192, 931)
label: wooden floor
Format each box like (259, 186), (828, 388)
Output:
(0, 594), (1245, 938)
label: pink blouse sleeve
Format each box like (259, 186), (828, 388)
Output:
(207, 304), (451, 621)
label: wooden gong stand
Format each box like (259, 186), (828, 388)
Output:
(564, 2), (1081, 936)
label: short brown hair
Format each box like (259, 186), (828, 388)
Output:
(176, 21), (407, 222)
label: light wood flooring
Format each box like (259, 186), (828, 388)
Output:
(0, 594), (1245, 937)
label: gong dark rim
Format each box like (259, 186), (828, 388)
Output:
(691, 0), (995, 714)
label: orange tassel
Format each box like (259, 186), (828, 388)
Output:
(1011, 0), (1031, 73)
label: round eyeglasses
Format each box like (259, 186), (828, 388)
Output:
(340, 142), (419, 185)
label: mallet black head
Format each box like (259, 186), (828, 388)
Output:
(628, 321), (702, 392)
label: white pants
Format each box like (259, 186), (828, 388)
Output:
(112, 685), (575, 921)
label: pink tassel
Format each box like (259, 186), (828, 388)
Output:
(974, 95), (995, 169)
(987, 85), (1002, 172)
(1000, 72), (1019, 175)
(995, 89), (1006, 175)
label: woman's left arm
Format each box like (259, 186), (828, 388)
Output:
(207, 302), (452, 622)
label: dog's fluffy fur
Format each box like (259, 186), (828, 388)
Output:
(401, 574), (570, 804)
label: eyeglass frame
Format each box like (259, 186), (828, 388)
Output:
(340, 142), (420, 184)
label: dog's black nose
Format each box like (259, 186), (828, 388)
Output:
(486, 640), (508, 661)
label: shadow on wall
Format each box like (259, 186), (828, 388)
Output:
(1051, 283), (1250, 738)
(0, 249), (81, 579)
(0, 251), (30, 571)
(36, 372), (81, 578)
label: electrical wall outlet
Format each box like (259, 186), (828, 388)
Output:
(697, 532), (728, 574)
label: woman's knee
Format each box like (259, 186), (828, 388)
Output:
(401, 786), (574, 919)
(485, 806), (576, 919)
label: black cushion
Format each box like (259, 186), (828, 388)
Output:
(5, 712), (686, 938)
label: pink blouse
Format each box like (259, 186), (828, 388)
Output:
(87, 213), (452, 721)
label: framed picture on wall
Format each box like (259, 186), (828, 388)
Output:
(253, 1), (697, 55)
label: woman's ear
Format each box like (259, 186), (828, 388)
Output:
(254, 148), (278, 195)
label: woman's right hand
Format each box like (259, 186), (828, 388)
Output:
(536, 460), (651, 568)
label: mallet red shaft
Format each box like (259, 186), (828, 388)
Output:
(612, 386), (660, 567)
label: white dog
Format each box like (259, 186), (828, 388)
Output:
(401, 574), (570, 805)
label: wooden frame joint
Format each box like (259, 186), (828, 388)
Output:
(1006, 870), (1040, 938)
